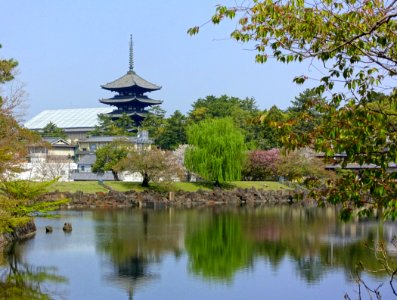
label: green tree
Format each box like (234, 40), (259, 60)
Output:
(185, 118), (246, 185)
(140, 105), (166, 143)
(189, 1), (397, 218)
(285, 89), (325, 141)
(185, 214), (253, 282)
(92, 141), (129, 181)
(257, 105), (288, 150)
(41, 122), (67, 139)
(0, 45), (18, 84)
(114, 113), (136, 134)
(188, 95), (258, 122)
(0, 179), (67, 232)
(156, 110), (187, 150)
(115, 147), (184, 187)
(276, 148), (332, 183)
(188, 95), (262, 149)
(90, 114), (133, 136)
(0, 45), (65, 235)
(0, 45), (40, 178)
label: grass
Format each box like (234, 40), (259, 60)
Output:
(46, 181), (108, 193)
(46, 180), (289, 193)
(106, 181), (146, 192)
(174, 181), (289, 191)
(230, 181), (288, 190)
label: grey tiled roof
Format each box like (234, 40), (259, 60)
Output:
(78, 154), (97, 165)
(79, 136), (136, 143)
(325, 163), (397, 170)
(42, 137), (65, 144)
(71, 172), (115, 181)
(79, 134), (152, 145)
(101, 71), (161, 91)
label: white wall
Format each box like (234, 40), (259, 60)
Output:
(15, 162), (78, 182)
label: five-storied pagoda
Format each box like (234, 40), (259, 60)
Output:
(99, 35), (162, 126)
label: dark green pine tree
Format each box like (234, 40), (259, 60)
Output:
(156, 110), (187, 150)
(41, 122), (67, 139)
(140, 105), (166, 142)
(287, 89), (325, 137)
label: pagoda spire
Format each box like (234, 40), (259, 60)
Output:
(129, 34), (134, 72)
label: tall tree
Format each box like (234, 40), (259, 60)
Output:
(287, 89), (325, 137)
(257, 105), (288, 150)
(188, 95), (262, 149)
(0, 45), (40, 178)
(0, 45), (18, 84)
(41, 122), (67, 139)
(90, 114), (133, 136)
(156, 110), (187, 150)
(140, 105), (166, 142)
(185, 118), (246, 185)
(0, 45), (64, 234)
(188, 95), (258, 122)
(189, 1), (397, 218)
(92, 140), (129, 181)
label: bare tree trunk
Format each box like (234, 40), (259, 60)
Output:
(142, 173), (149, 187)
(111, 170), (120, 181)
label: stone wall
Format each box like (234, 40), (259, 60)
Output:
(0, 220), (36, 249)
(41, 187), (310, 209)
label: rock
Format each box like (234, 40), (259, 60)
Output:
(0, 220), (36, 249)
(63, 223), (72, 232)
(42, 187), (305, 209)
(45, 226), (53, 233)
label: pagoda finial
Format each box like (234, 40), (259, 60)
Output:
(129, 34), (134, 72)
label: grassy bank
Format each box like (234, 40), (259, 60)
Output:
(47, 181), (289, 193)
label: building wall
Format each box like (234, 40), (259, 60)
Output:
(121, 172), (143, 182)
(15, 162), (78, 182)
(78, 164), (92, 173)
(48, 148), (75, 158)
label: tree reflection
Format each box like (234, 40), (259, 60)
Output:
(185, 213), (253, 282)
(185, 207), (396, 284)
(93, 208), (186, 298)
(0, 243), (67, 300)
(295, 256), (326, 283)
(91, 207), (397, 290)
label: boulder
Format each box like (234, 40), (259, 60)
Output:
(63, 223), (72, 232)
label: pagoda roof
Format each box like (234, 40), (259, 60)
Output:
(99, 96), (162, 105)
(101, 71), (161, 92)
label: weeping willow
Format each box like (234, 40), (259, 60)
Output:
(185, 214), (253, 281)
(185, 118), (246, 183)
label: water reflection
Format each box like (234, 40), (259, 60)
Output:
(93, 209), (186, 298)
(0, 242), (67, 299)
(6, 207), (396, 299)
(92, 206), (397, 288)
(185, 207), (396, 283)
(185, 213), (254, 281)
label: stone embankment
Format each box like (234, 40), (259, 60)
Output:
(40, 187), (311, 209)
(0, 220), (36, 249)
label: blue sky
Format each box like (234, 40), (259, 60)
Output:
(0, 1), (316, 120)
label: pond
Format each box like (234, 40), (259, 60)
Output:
(1, 207), (396, 299)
